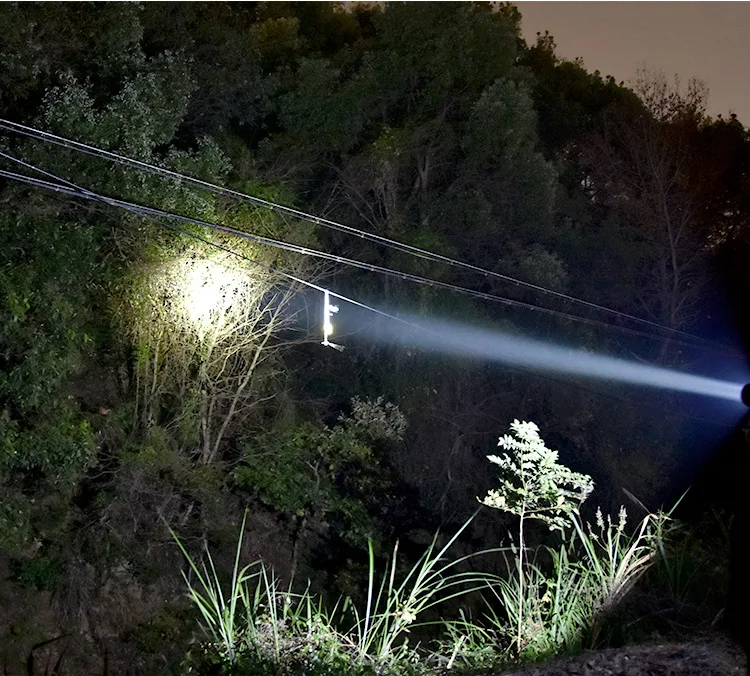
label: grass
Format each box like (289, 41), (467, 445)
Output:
(434, 504), (670, 669)
(170, 503), (673, 675)
(171, 512), (502, 675)
(440, 541), (594, 666)
(573, 507), (666, 611)
(654, 507), (729, 618)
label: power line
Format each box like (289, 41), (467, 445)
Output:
(0, 164), (743, 425)
(0, 158), (741, 357)
(0, 159), (414, 331)
(0, 161), (459, 342)
(0, 117), (723, 346)
(0, 155), (741, 357)
(132, 231), (750, 429)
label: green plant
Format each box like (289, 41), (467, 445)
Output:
(571, 506), (667, 620)
(440, 541), (594, 666)
(478, 421), (671, 659)
(232, 398), (407, 565)
(437, 609), (508, 672)
(123, 237), (307, 465)
(646, 504), (727, 622)
(495, 545), (590, 658)
(347, 518), (489, 667)
(0, 491), (33, 554)
(169, 513), (250, 663)
(479, 420), (594, 654)
(171, 511), (496, 674)
(11, 550), (63, 591)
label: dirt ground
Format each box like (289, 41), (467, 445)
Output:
(497, 635), (747, 676)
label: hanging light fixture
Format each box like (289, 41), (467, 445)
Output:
(322, 289), (344, 351)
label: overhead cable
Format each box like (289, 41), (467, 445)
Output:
(0, 158), (740, 357)
(0, 117), (721, 345)
(0, 161), (745, 421)
(2, 162), (734, 428)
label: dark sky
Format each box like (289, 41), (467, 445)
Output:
(516, 2), (750, 124)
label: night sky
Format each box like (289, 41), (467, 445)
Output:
(517, 2), (750, 124)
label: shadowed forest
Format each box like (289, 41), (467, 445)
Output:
(1, 3), (750, 674)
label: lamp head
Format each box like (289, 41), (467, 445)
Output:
(742, 383), (750, 407)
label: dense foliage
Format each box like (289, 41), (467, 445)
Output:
(1, 3), (749, 673)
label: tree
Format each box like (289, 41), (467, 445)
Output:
(278, 2), (522, 231)
(576, 71), (715, 356)
(698, 113), (750, 249)
(519, 31), (637, 154)
(123, 235), (308, 465)
(0, 3), (145, 117)
(0, 209), (99, 552)
(232, 396), (407, 579)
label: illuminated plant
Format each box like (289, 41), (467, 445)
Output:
(124, 234), (306, 464)
(172, 511), (495, 674)
(570, 502), (671, 645)
(480, 420), (594, 654)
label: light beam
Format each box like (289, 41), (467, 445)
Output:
(369, 313), (747, 404)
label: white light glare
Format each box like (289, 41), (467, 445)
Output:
(175, 257), (246, 337)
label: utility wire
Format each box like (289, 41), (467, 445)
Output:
(0, 162), (491, 329)
(0, 162), (411, 328)
(0, 153), (742, 357)
(0, 117), (722, 346)
(0, 163), (743, 425)
(0, 158), (491, 345)
(0, 157), (741, 357)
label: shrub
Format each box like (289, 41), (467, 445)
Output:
(479, 420), (668, 659)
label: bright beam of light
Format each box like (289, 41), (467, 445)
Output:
(167, 256), (247, 339)
(183, 261), (233, 325)
(371, 314), (746, 403)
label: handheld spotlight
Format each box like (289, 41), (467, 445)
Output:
(742, 384), (750, 407)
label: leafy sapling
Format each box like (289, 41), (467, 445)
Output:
(480, 420), (594, 653)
